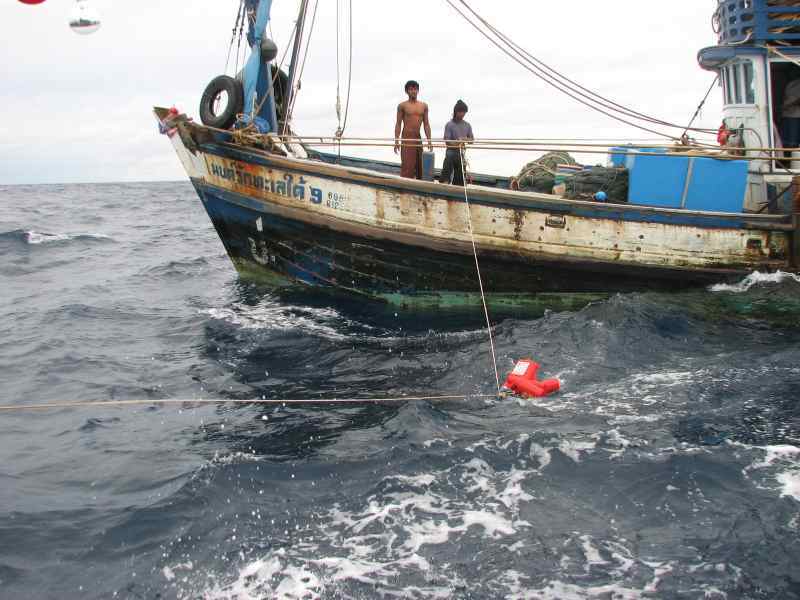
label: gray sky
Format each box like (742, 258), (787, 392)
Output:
(1, 0), (722, 184)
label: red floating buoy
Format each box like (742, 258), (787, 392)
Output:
(503, 358), (560, 398)
(18, 0), (47, 4)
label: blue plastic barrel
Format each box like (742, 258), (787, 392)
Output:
(422, 152), (435, 181)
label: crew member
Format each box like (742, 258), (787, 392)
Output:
(783, 77), (800, 150)
(440, 99), (474, 186)
(394, 80), (433, 179)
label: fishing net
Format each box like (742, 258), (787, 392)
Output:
(515, 152), (628, 203)
(515, 152), (577, 193)
(564, 166), (629, 203)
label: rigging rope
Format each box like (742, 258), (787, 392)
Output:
(283, 0), (320, 136)
(765, 44), (800, 69)
(235, 2), (249, 76)
(224, 0), (245, 75)
(444, 0), (717, 139)
(456, 0), (715, 135)
(335, 0), (342, 139)
(443, 0), (674, 140)
(340, 0), (354, 137)
(334, 0), (354, 157)
(682, 75), (719, 140)
(458, 146), (502, 394)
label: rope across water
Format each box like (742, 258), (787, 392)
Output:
(0, 395), (500, 412)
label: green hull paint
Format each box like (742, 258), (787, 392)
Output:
(232, 256), (608, 314)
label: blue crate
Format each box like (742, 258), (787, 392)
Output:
(625, 150), (748, 213)
(685, 157), (748, 213)
(627, 151), (690, 209)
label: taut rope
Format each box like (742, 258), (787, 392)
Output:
(0, 394), (499, 412)
(458, 145), (502, 394)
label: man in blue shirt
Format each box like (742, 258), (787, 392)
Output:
(440, 99), (474, 186)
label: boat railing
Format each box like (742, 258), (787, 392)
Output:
(717, 0), (800, 45)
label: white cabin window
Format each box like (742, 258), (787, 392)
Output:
(732, 65), (743, 104)
(720, 69), (729, 104)
(743, 62), (755, 104)
(722, 61), (756, 106)
(725, 66), (735, 105)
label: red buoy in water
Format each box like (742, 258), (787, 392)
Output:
(18, 1), (47, 4)
(503, 359), (560, 398)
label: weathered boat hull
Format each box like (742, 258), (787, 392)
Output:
(197, 180), (734, 297)
(159, 111), (797, 308)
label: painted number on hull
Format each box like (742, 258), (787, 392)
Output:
(327, 192), (348, 210)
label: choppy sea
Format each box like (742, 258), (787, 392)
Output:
(1, 182), (800, 599)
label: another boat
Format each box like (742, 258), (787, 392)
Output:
(156, 0), (800, 310)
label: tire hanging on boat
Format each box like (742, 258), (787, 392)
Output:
(199, 75), (244, 129)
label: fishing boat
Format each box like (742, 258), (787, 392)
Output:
(156, 0), (800, 310)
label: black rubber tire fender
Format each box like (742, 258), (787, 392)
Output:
(199, 75), (244, 129)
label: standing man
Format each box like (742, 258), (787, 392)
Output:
(394, 80), (433, 179)
(783, 76), (800, 150)
(440, 99), (474, 186)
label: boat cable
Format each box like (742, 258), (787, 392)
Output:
(340, 0), (354, 138)
(335, 0), (342, 155)
(455, 0), (716, 135)
(681, 75), (720, 140)
(283, 0), (320, 136)
(268, 139), (754, 160)
(442, 0), (675, 140)
(272, 133), (800, 158)
(764, 43), (800, 69)
(224, 0), (245, 76)
(458, 145), (502, 394)
(444, 0), (714, 139)
(0, 395), (505, 412)
(235, 1), (250, 77)
(333, 0), (353, 158)
(277, 135), (721, 150)
(218, 125), (800, 166)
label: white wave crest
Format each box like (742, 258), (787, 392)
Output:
(744, 444), (800, 501)
(709, 271), (800, 294)
(202, 303), (350, 340)
(24, 230), (111, 245)
(195, 457), (533, 598)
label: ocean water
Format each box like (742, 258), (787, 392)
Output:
(1, 181), (799, 600)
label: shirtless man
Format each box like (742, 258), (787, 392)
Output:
(394, 80), (433, 179)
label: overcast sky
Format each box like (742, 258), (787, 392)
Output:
(1, 0), (722, 185)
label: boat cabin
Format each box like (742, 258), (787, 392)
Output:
(699, 0), (800, 212)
